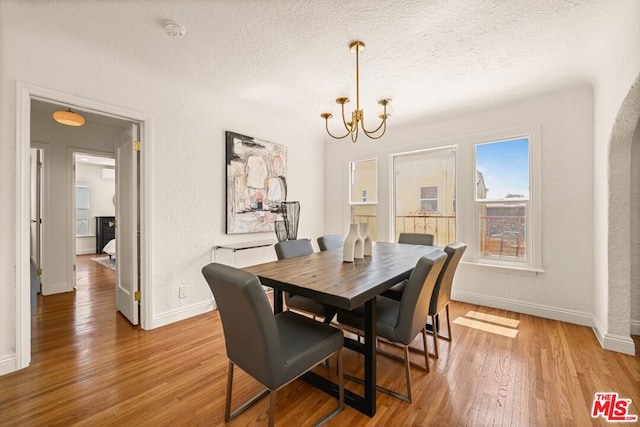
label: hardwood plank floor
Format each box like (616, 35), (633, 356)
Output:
(1, 254), (638, 426)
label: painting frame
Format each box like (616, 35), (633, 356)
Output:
(225, 131), (287, 234)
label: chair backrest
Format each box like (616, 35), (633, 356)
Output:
(317, 234), (344, 251)
(201, 263), (282, 387)
(274, 239), (314, 260)
(429, 242), (467, 315)
(398, 232), (434, 246)
(393, 250), (447, 344)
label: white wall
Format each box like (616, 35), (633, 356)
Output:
(0, 2), (325, 370)
(630, 119), (640, 333)
(31, 112), (120, 294)
(591, 5), (640, 352)
(75, 162), (116, 255)
(325, 84), (596, 324)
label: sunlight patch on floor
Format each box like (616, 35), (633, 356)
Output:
(453, 311), (519, 338)
(464, 310), (520, 328)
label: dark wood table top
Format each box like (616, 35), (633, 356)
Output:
(244, 241), (439, 310)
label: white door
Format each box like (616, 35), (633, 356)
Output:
(115, 124), (139, 325)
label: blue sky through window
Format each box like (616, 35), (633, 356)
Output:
(476, 137), (529, 199)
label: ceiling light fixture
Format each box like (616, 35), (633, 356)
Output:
(52, 108), (85, 127)
(321, 41), (391, 143)
(164, 21), (186, 37)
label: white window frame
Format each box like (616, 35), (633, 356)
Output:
(349, 158), (378, 205)
(472, 131), (542, 272)
(419, 185), (438, 213)
(390, 145), (458, 244)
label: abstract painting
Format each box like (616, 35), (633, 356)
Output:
(225, 131), (287, 234)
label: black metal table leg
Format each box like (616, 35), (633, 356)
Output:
(362, 297), (377, 416)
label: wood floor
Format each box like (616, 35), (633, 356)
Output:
(1, 254), (639, 426)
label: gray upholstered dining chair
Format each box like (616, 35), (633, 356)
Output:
(274, 239), (332, 320)
(337, 250), (447, 403)
(201, 263), (344, 426)
(382, 242), (466, 359)
(381, 232), (435, 301)
(398, 232), (434, 246)
(317, 234), (344, 251)
(426, 242), (466, 358)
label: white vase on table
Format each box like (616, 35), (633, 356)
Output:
(343, 223), (363, 262)
(359, 223), (372, 256)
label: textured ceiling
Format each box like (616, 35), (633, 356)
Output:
(11, 0), (635, 127)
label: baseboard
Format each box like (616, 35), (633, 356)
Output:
(631, 319), (640, 336)
(452, 290), (594, 327)
(150, 299), (216, 329)
(76, 249), (96, 255)
(601, 332), (636, 355)
(0, 353), (17, 376)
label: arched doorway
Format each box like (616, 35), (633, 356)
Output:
(606, 73), (640, 354)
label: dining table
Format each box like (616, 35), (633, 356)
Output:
(243, 241), (439, 417)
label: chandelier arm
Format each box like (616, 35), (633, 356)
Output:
(350, 121), (359, 143)
(361, 117), (387, 136)
(324, 118), (352, 139)
(340, 103), (353, 132)
(362, 119), (387, 139)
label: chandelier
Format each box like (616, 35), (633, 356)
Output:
(320, 41), (391, 143)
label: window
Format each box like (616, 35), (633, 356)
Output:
(392, 147), (456, 245)
(419, 186), (438, 213)
(75, 183), (90, 235)
(475, 137), (533, 267)
(350, 159), (378, 240)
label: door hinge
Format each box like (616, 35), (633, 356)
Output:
(73, 265), (76, 272)
(135, 291), (141, 301)
(36, 268), (42, 276)
(133, 141), (141, 151)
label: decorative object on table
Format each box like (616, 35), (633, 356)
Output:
(225, 131), (287, 234)
(359, 223), (372, 256)
(343, 223), (363, 263)
(320, 40), (392, 143)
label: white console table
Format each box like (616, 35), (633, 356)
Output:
(212, 239), (277, 268)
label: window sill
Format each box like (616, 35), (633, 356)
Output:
(460, 261), (544, 276)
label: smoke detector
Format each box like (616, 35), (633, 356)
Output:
(164, 21), (186, 37)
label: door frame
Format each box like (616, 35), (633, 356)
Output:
(15, 82), (153, 370)
(69, 148), (117, 289)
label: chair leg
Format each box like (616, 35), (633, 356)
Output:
(350, 341), (417, 403)
(440, 304), (452, 342)
(225, 360), (233, 422)
(430, 314), (439, 359)
(315, 348), (345, 424)
(337, 348), (345, 410)
(268, 390), (276, 427)
(403, 345), (413, 403)
(421, 327), (430, 372)
(224, 360), (270, 422)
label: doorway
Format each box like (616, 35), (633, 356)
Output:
(72, 152), (117, 285)
(15, 83), (152, 371)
